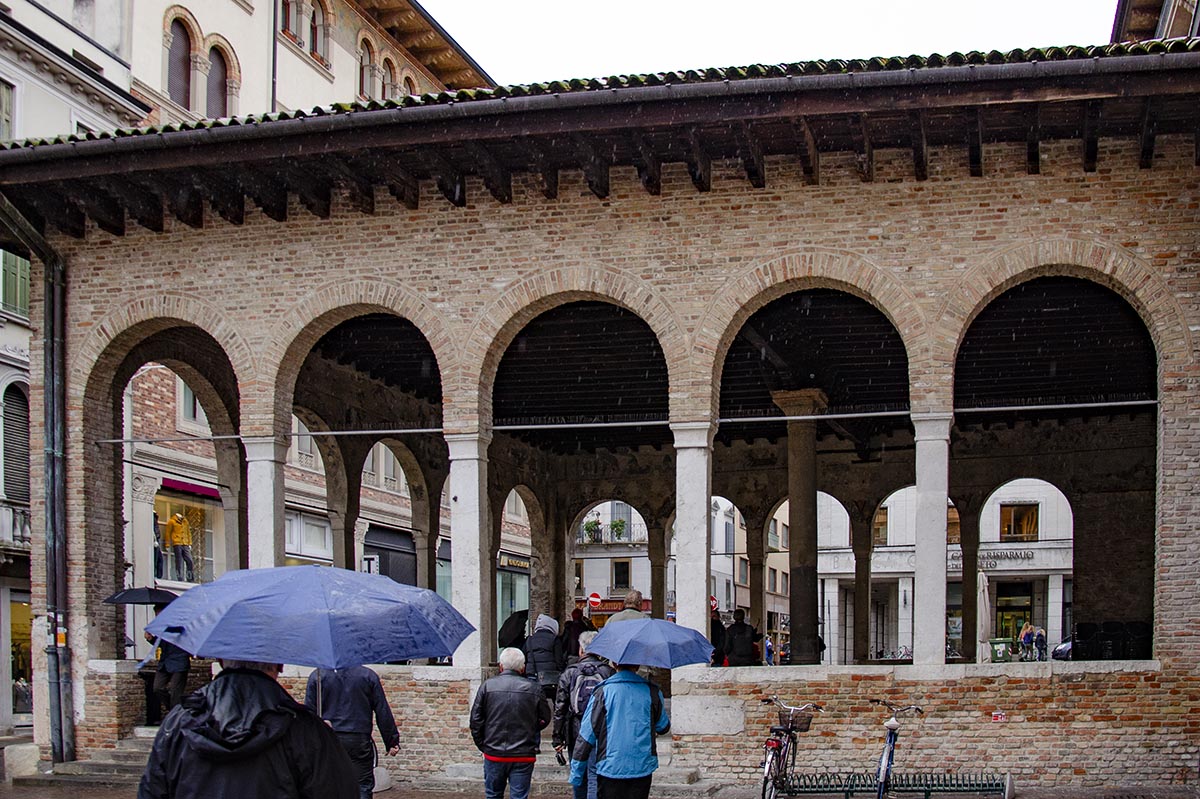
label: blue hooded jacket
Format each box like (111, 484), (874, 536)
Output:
(569, 669), (670, 784)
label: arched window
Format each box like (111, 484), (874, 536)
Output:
(382, 59), (397, 100)
(309, 3), (326, 60)
(3, 384), (29, 504)
(358, 40), (374, 98)
(404, 76), (416, 96)
(167, 20), (191, 109)
(206, 48), (227, 118)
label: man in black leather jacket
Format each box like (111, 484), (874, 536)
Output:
(138, 660), (356, 799)
(469, 647), (552, 799)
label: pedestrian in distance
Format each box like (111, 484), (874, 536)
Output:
(560, 608), (595, 667)
(145, 604), (190, 715)
(709, 609), (726, 667)
(1034, 627), (1048, 662)
(553, 631), (615, 799)
(305, 665), (400, 799)
(1019, 621), (1036, 661)
(569, 661), (671, 799)
(523, 613), (565, 701)
(138, 659), (357, 799)
(724, 608), (763, 667)
(470, 647), (552, 799)
(606, 589), (647, 624)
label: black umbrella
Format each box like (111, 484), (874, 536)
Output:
(498, 609), (529, 650)
(104, 586), (179, 606)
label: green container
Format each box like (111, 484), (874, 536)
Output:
(989, 638), (1013, 662)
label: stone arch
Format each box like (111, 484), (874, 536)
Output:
(261, 279), (454, 438)
(201, 33), (242, 83)
(460, 265), (689, 432)
(162, 5), (202, 52)
(937, 239), (1194, 408)
(696, 248), (933, 419)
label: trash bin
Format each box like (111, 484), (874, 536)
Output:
(989, 638), (1013, 663)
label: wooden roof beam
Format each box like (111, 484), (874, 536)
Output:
(425, 151), (466, 207)
(968, 109), (984, 177)
(910, 111), (928, 181)
(525, 141), (558, 200)
(1026, 106), (1041, 175)
(572, 135), (610, 199)
(61, 181), (123, 236)
(465, 142), (512, 204)
(738, 122), (766, 188)
(105, 177), (165, 233)
(852, 114), (874, 183)
(194, 171), (245, 226)
(130, 173), (204, 229)
(262, 163), (329, 219)
(10, 188), (80, 238)
(1138, 98), (1157, 169)
(631, 133), (661, 196)
(235, 167), (289, 222)
(687, 129), (711, 193)
(354, 153), (419, 210)
(791, 117), (820, 185)
(321, 157), (377, 215)
(1082, 100), (1101, 173)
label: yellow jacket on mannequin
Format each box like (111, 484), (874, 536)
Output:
(164, 513), (191, 547)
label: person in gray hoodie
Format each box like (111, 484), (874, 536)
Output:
(138, 660), (356, 799)
(522, 613), (564, 701)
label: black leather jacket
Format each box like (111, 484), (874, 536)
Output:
(469, 670), (551, 758)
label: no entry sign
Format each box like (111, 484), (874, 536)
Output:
(588, 592), (602, 608)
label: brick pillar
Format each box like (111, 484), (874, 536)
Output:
(243, 437), (287, 568)
(447, 433), (492, 668)
(912, 413), (952, 665)
(671, 422), (714, 637)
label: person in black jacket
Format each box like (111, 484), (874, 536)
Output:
(724, 608), (763, 667)
(709, 609), (727, 666)
(137, 660), (356, 799)
(470, 647), (552, 799)
(305, 666), (400, 799)
(523, 613), (564, 701)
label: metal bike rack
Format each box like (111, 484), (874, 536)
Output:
(777, 771), (1013, 798)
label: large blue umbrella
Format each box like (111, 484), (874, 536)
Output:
(144, 565), (474, 669)
(588, 617), (713, 669)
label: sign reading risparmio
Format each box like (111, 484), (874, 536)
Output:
(947, 549), (1035, 570)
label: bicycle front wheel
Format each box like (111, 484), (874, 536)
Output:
(762, 749), (782, 799)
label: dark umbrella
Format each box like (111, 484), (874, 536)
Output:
(588, 617), (713, 669)
(498, 609), (529, 649)
(104, 586), (179, 606)
(145, 565), (475, 669)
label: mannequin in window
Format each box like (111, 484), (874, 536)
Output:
(165, 511), (195, 582)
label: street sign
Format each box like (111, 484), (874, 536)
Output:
(588, 592), (602, 608)
(709, 595), (718, 611)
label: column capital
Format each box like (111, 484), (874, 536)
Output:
(130, 471), (161, 505)
(771, 388), (828, 417)
(445, 432), (492, 460)
(243, 436), (289, 462)
(670, 421), (715, 449)
(911, 412), (953, 441)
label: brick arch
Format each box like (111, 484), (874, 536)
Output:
(163, 5), (203, 53)
(937, 239), (1194, 407)
(73, 292), (255, 402)
(457, 266), (689, 433)
(695, 248), (932, 419)
(262, 279), (454, 438)
(201, 33), (242, 82)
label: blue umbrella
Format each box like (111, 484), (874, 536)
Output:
(144, 565), (474, 669)
(588, 617), (713, 669)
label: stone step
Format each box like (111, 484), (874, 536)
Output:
(117, 735), (156, 752)
(132, 725), (160, 739)
(95, 748), (151, 764)
(13, 773), (140, 789)
(53, 759), (146, 777)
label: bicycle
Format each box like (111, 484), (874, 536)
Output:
(869, 697), (923, 799)
(759, 696), (823, 799)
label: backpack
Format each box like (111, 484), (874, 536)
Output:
(570, 660), (608, 716)
(728, 624), (755, 660)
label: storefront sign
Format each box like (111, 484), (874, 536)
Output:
(948, 550), (1035, 571)
(497, 554), (531, 572)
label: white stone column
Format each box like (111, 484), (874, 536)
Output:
(823, 577), (840, 664)
(129, 472), (161, 660)
(912, 413), (952, 665)
(897, 575), (914, 652)
(672, 422), (714, 637)
(447, 433), (492, 669)
(243, 437), (287, 569)
(1047, 573), (1065, 647)
(353, 519), (369, 571)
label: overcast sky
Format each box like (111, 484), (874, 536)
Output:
(417, 1), (1118, 87)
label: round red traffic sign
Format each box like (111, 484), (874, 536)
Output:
(709, 595), (718, 611)
(588, 592), (602, 608)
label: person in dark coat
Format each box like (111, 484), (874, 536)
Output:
(559, 608), (594, 666)
(305, 666), (400, 799)
(709, 609), (727, 667)
(523, 613), (564, 700)
(553, 631), (615, 799)
(470, 647), (552, 799)
(137, 660), (356, 799)
(145, 608), (191, 714)
(724, 608), (763, 667)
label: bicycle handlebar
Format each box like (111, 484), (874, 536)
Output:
(761, 696), (824, 713)
(869, 698), (924, 716)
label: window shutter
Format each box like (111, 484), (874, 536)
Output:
(206, 49), (227, 118)
(4, 386), (29, 503)
(168, 21), (191, 109)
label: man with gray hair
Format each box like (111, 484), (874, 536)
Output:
(606, 589), (646, 624)
(553, 631), (615, 799)
(469, 647), (552, 799)
(138, 660), (356, 799)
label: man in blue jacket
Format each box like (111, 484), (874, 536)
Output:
(305, 666), (400, 799)
(569, 663), (670, 799)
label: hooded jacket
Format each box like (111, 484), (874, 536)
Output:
(523, 614), (564, 685)
(137, 668), (357, 799)
(569, 669), (670, 783)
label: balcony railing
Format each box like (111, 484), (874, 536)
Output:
(577, 521), (648, 546)
(0, 503), (31, 546)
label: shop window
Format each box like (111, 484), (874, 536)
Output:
(1, 250), (28, 316)
(872, 506), (888, 546)
(176, 378), (209, 435)
(0, 79), (12, 140)
(738, 557), (749, 585)
(611, 559), (631, 592)
(155, 496), (216, 583)
(206, 48), (228, 118)
(167, 20), (191, 109)
(1000, 504), (1039, 542)
(768, 567), (778, 593)
(10, 589), (30, 720)
(285, 510), (332, 564)
(947, 504), (961, 544)
(768, 518), (780, 551)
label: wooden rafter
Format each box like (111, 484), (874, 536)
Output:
(572, 135), (610, 199)
(968, 109), (984, 178)
(355, 152), (420, 210)
(738, 122), (766, 188)
(62, 181), (124, 236)
(1026, 105), (1041, 175)
(235, 166), (288, 223)
(631, 133), (661, 196)
(321, 156), (377, 216)
(425, 150), (466, 207)
(852, 114), (874, 183)
(910, 111), (928, 181)
(465, 142), (512, 204)
(198, 170), (246, 226)
(687, 129), (711, 193)
(105, 177), (165, 233)
(792, 116), (820, 185)
(1138, 98), (1157, 169)
(1082, 100), (1101, 173)
(132, 173), (204, 229)
(524, 141), (559, 200)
